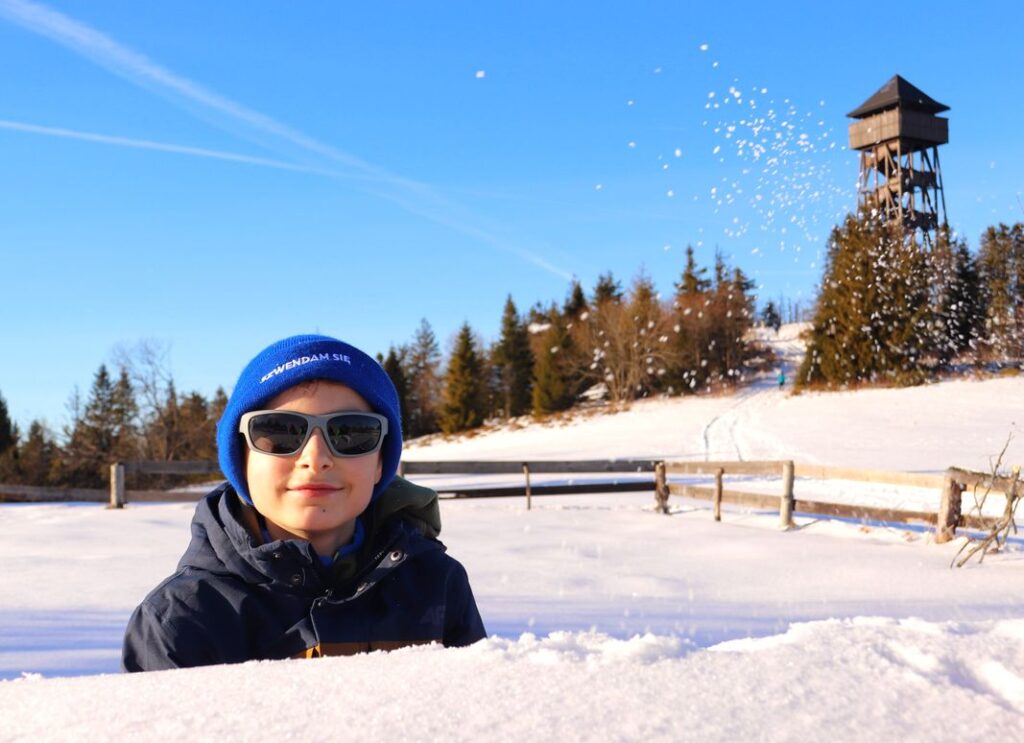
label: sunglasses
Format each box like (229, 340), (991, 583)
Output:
(239, 410), (388, 458)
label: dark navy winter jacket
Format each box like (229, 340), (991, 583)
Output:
(122, 478), (485, 671)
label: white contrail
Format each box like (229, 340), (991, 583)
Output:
(0, 0), (374, 174)
(0, 0), (572, 278)
(0, 119), (342, 176)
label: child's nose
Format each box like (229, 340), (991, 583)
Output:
(296, 428), (333, 470)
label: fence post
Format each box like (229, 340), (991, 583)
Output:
(935, 468), (964, 543)
(523, 463), (531, 511)
(654, 461), (668, 514)
(714, 468), (724, 522)
(780, 460), (794, 528)
(109, 462), (125, 509)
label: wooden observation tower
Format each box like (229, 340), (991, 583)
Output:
(848, 75), (949, 244)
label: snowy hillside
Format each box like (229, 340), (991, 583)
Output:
(407, 324), (1023, 472)
(2, 326), (1023, 741)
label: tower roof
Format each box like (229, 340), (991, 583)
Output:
(847, 75), (949, 119)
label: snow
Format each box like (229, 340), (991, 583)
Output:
(2, 326), (1023, 739)
(406, 324), (1023, 471)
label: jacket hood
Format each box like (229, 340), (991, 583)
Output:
(177, 476), (442, 591)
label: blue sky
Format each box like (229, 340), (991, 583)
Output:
(1, 0), (1021, 432)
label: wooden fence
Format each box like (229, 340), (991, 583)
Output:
(0, 461), (223, 506)
(1, 457), (1017, 544)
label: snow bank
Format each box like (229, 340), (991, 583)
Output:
(4, 618), (1023, 741)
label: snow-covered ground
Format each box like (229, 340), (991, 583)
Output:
(407, 324), (1024, 473)
(2, 326), (1023, 740)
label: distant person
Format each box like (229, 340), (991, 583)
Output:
(123, 335), (485, 671)
(777, 370), (786, 389)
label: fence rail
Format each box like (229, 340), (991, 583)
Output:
(400, 459), (659, 475)
(1, 457), (1017, 544)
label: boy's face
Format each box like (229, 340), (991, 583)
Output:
(245, 381), (383, 552)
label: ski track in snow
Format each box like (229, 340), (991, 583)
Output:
(701, 325), (807, 461)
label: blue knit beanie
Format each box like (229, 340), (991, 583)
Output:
(216, 334), (402, 505)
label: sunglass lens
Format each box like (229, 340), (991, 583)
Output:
(326, 414), (383, 455)
(248, 413), (309, 454)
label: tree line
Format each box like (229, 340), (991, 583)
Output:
(0, 343), (227, 489)
(798, 215), (1024, 388)
(380, 248), (758, 437)
(0, 250), (761, 488)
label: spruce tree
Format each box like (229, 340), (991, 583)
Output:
(977, 223), (1024, 360)
(0, 391), (16, 482)
(0, 390), (14, 456)
(210, 387), (229, 424)
(762, 301), (782, 333)
(64, 365), (120, 486)
(670, 247), (714, 392)
(679, 246), (712, 294)
(405, 319), (442, 437)
(14, 420), (55, 486)
(382, 346), (410, 436)
(798, 212), (932, 388)
(563, 280), (588, 319)
(592, 272), (623, 305)
(111, 368), (140, 461)
(440, 323), (486, 433)
(531, 312), (576, 415)
(930, 228), (983, 364)
(492, 296), (534, 418)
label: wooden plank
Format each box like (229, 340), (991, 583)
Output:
(123, 460), (222, 475)
(442, 481), (653, 499)
(948, 467), (1018, 496)
(664, 460), (784, 477)
(794, 464), (944, 489)
(0, 484), (106, 502)
(401, 460), (659, 475)
(125, 490), (206, 503)
(793, 499), (936, 526)
(668, 483), (781, 510)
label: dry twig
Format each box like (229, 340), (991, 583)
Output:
(952, 435), (1021, 567)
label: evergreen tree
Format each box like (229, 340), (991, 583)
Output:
(0, 390), (14, 456)
(670, 247), (715, 392)
(531, 311), (576, 415)
(592, 272), (623, 306)
(563, 280), (588, 319)
(382, 346), (410, 436)
(111, 368), (140, 461)
(405, 319), (442, 437)
(930, 228), (983, 364)
(0, 391), (16, 481)
(492, 296), (534, 418)
(798, 212), (932, 388)
(762, 301), (782, 333)
(440, 323), (487, 433)
(977, 223), (1024, 360)
(210, 387), (229, 425)
(13, 420), (55, 486)
(64, 365), (125, 486)
(678, 246), (712, 295)
(176, 391), (216, 462)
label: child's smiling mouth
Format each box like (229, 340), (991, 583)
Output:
(288, 483), (341, 496)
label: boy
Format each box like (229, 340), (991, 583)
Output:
(122, 334), (485, 671)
